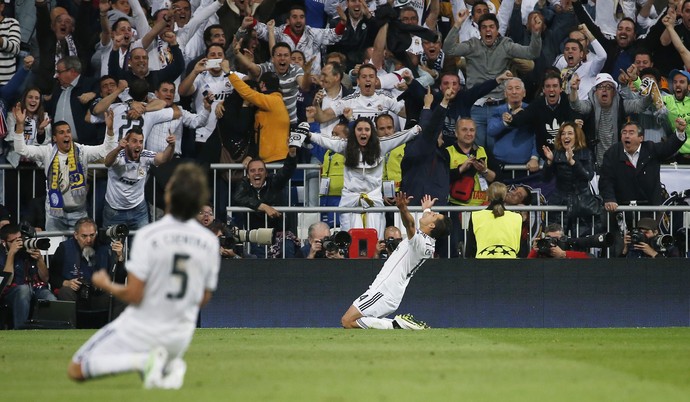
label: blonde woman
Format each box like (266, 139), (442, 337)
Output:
(465, 182), (522, 258)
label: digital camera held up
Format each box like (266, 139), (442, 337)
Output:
(315, 231), (352, 258)
(537, 233), (613, 256)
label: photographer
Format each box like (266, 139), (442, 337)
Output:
(374, 226), (403, 260)
(233, 146), (299, 258)
(208, 221), (241, 259)
(0, 224), (56, 329)
(621, 218), (680, 258)
(300, 222), (346, 259)
(527, 223), (591, 259)
(49, 218), (112, 315)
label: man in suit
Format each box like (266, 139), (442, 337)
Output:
(47, 56), (99, 145)
(599, 119), (687, 211)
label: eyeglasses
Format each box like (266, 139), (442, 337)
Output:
(55, 69), (68, 74)
(198, 211), (213, 216)
(596, 84), (615, 91)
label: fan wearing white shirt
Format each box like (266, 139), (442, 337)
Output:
(102, 127), (175, 229)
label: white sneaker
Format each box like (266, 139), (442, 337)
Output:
(143, 347), (168, 389)
(394, 314), (430, 330)
(160, 358), (187, 390)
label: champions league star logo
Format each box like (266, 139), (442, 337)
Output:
(477, 245), (517, 257)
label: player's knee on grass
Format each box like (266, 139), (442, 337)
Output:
(67, 361), (86, 381)
(341, 310), (362, 329)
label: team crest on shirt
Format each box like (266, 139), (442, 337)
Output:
(377, 104), (383, 111)
(138, 167), (145, 176)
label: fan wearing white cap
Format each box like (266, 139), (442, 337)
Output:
(569, 71), (651, 168)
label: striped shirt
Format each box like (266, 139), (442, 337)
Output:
(0, 17), (20, 85)
(259, 62), (304, 124)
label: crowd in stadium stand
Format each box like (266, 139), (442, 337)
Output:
(1, 0), (689, 260)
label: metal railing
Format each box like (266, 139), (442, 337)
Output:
(2, 163), (689, 259)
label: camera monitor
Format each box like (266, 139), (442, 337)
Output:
(29, 300), (76, 329)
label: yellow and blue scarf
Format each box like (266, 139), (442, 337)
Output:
(48, 144), (86, 216)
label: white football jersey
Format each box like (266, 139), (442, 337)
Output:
(109, 102), (175, 141)
(118, 215), (220, 330)
(330, 90), (403, 122)
(366, 229), (435, 296)
(104, 149), (156, 209)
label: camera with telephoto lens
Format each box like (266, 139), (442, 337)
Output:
(103, 224), (129, 240)
(537, 233), (613, 256)
(651, 234), (675, 252)
(315, 231), (352, 258)
(220, 218), (274, 254)
(17, 222), (51, 251)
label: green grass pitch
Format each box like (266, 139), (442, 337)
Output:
(2, 328), (690, 401)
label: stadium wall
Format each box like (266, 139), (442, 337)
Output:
(202, 259), (690, 328)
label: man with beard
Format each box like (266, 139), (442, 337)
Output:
(661, 69), (690, 163)
(103, 127), (175, 229)
(569, 72), (650, 168)
(49, 218), (114, 317)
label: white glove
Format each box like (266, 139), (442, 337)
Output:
(289, 122), (310, 148)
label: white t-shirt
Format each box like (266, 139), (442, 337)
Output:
(105, 149), (156, 209)
(109, 102), (175, 141)
(117, 215), (220, 333)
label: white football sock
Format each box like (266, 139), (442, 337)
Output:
(356, 317), (394, 329)
(83, 353), (148, 378)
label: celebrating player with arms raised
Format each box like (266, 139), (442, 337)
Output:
(341, 192), (451, 330)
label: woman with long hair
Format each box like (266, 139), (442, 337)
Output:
(307, 116), (421, 237)
(6, 87), (51, 223)
(465, 182), (523, 258)
(543, 121), (601, 236)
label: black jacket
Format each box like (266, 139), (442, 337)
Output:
(543, 148), (595, 200)
(509, 96), (581, 159)
(46, 75), (99, 145)
(599, 135), (685, 206)
(233, 153), (297, 231)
